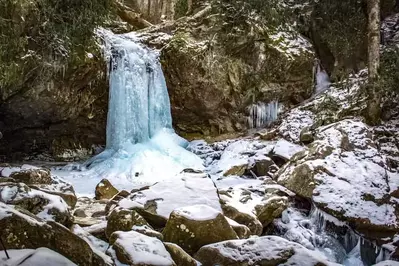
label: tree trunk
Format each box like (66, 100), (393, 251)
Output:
(366, 0), (381, 124)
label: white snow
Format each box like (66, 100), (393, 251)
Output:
(174, 204), (220, 221)
(0, 248), (76, 266)
(119, 171), (222, 219)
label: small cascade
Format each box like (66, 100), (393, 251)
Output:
(77, 29), (203, 187)
(247, 101), (280, 128)
(315, 61), (331, 94)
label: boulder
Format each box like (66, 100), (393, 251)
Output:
(0, 247), (76, 266)
(277, 119), (399, 241)
(194, 236), (331, 266)
(0, 182), (72, 226)
(114, 171), (222, 229)
(107, 231), (176, 266)
(0, 203), (108, 266)
(106, 207), (150, 239)
(4, 167), (77, 208)
(9, 168), (52, 184)
(95, 179), (119, 200)
(163, 204), (238, 255)
(216, 176), (292, 234)
(164, 242), (198, 266)
(132, 225), (163, 241)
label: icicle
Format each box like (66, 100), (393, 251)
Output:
(247, 101), (280, 128)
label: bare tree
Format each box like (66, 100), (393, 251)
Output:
(366, 0), (381, 124)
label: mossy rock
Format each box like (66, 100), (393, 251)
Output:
(106, 207), (151, 239)
(95, 178), (119, 200)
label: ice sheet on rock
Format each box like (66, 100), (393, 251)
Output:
(120, 172), (221, 219)
(174, 204), (220, 221)
(0, 248), (76, 266)
(108, 231), (174, 265)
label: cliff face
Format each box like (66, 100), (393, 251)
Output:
(0, 0), (397, 161)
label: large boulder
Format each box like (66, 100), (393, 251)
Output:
(0, 182), (72, 226)
(95, 179), (119, 200)
(0, 247), (76, 266)
(194, 236), (332, 266)
(216, 176), (292, 234)
(163, 242), (198, 266)
(2, 166), (77, 208)
(163, 204), (238, 255)
(107, 231), (176, 266)
(114, 171), (222, 228)
(277, 119), (399, 242)
(106, 207), (151, 239)
(0, 203), (109, 266)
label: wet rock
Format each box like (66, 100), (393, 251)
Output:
(163, 204), (238, 255)
(164, 242), (198, 266)
(106, 207), (150, 239)
(108, 231), (176, 266)
(194, 236), (330, 266)
(95, 179), (119, 200)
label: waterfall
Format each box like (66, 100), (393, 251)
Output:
(315, 62), (330, 94)
(82, 29), (203, 186)
(247, 101), (280, 129)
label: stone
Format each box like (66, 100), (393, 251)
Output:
(163, 204), (238, 255)
(114, 171), (222, 229)
(108, 231), (176, 266)
(0, 247), (76, 266)
(164, 242), (198, 266)
(255, 196), (289, 227)
(106, 207), (150, 239)
(0, 203), (108, 266)
(194, 236), (330, 266)
(300, 126), (314, 144)
(0, 182), (73, 226)
(277, 119), (399, 241)
(95, 179), (119, 200)
(9, 168), (52, 185)
(225, 217), (251, 239)
(131, 225), (163, 241)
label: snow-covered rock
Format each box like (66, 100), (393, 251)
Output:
(107, 231), (176, 266)
(1, 166), (77, 208)
(113, 171), (221, 228)
(0, 182), (72, 226)
(277, 119), (399, 241)
(163, 204), (238, 254)
(217, 176), (293, 235)
(194, 235), (336, 266)
(0, 202), (109, 265)
(0, 247), (76, 266)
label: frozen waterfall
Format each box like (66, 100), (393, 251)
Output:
(247, 101), (280, 129)
(77, 29), (203, 189)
